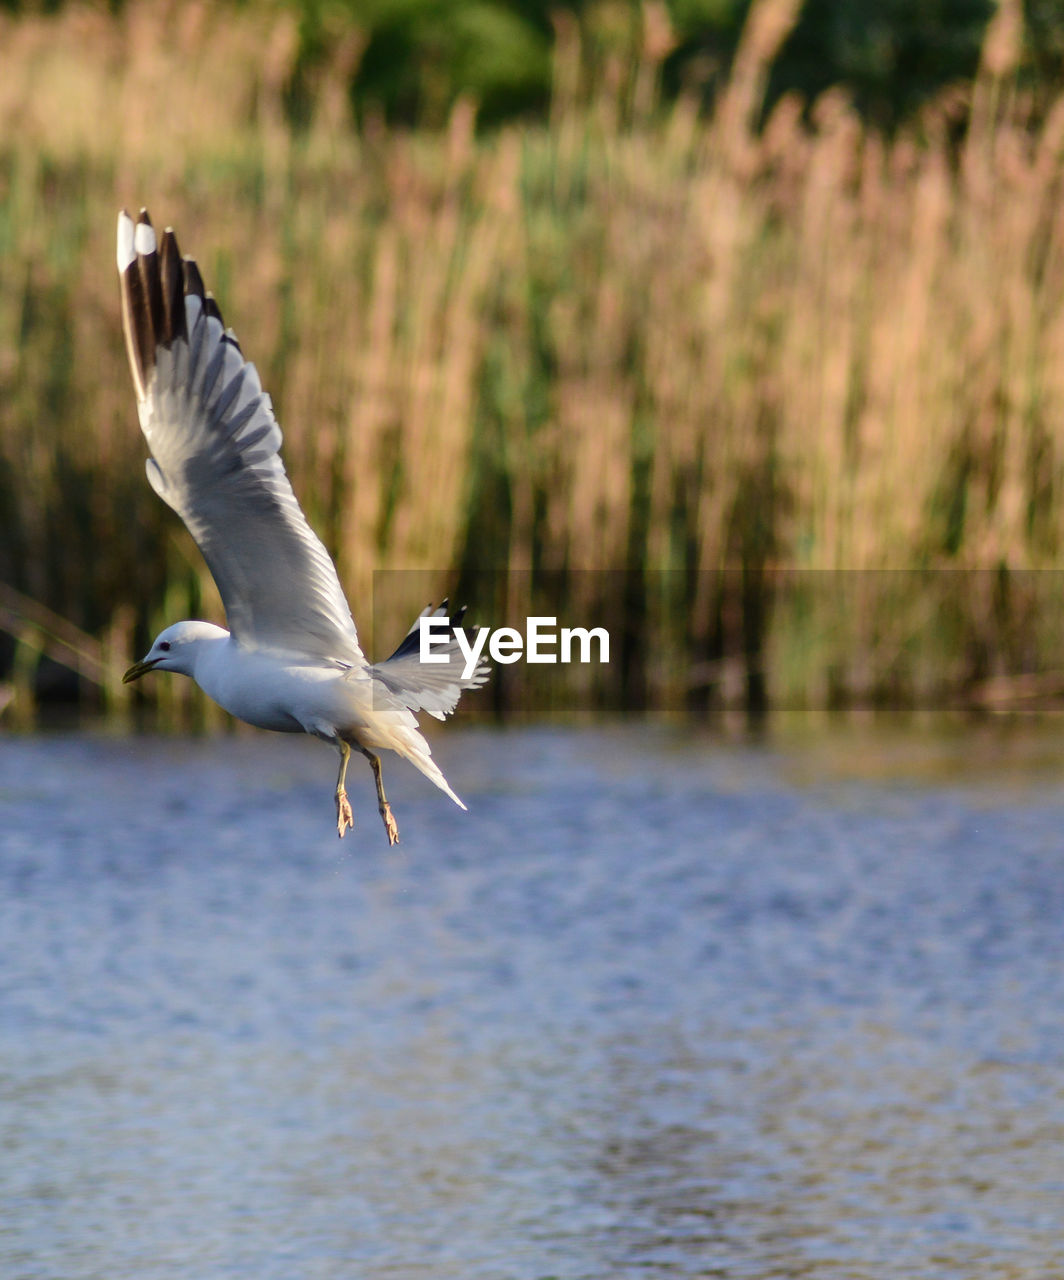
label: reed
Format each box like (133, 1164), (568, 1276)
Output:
(4, 0), (1064, 722)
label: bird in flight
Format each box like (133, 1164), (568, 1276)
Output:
(117, 209), (486, 844)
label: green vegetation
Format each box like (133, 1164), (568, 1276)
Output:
(5, 0), (1064, 723)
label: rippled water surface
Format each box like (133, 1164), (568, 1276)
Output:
(3, 720), (1064, 1279)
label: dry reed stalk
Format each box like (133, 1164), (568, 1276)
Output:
(10, 0), (1064, 715)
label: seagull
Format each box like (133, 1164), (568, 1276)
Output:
(117, 208), (487, 844)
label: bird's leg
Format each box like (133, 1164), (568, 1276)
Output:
(361, 747), (400, 846)
(335, 739), (354, 838)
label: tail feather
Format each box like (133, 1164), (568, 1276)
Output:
(401, 742), (467, 810)
(360, 715), (467, 810)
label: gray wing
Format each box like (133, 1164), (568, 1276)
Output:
(117, 209), (365, 664)
(371, 601), (489, 720)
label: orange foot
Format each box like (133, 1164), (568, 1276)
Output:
(380, 801), (400, 846)
(336, 788), (354, 839)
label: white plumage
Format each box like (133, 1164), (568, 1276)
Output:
(118, 208), (486, 843)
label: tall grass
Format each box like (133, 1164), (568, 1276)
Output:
(4, 0), (1064, 721)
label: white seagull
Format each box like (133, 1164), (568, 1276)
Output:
(117, 208), (487, 844)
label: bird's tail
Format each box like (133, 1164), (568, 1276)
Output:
(393, 729), (467, 811)
(353, 714), (466, 810)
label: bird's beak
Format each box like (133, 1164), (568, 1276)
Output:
(122, 658), (159, 684)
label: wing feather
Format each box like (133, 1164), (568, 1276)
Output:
(117, 208), (364, 663)
(371, 601), (489, 720)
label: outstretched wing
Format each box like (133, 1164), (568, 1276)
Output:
(371, 601), (489, 720)
(117, 208), (365, 664)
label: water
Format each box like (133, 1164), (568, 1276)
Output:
(2, 720), (1064, 1279)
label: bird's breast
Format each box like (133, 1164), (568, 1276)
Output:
(195, 644), (363, 735)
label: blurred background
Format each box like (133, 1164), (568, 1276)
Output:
(5, 0), (1064, 723)
(10, 10), (1064, 1279)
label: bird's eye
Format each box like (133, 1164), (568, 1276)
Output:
(159, 641), (171, 652)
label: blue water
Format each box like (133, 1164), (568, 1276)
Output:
(2, 721), (1064, 1278)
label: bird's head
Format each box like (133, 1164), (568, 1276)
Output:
(123, 620), (228, 683)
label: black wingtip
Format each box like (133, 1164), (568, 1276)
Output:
(135, 212), (166, 371)
(183, 256), (205, 300)
(159, 228), (186, 345)
(119, 209), (157, 401)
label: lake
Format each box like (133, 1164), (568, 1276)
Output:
(2, 719), (1064, 1278)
